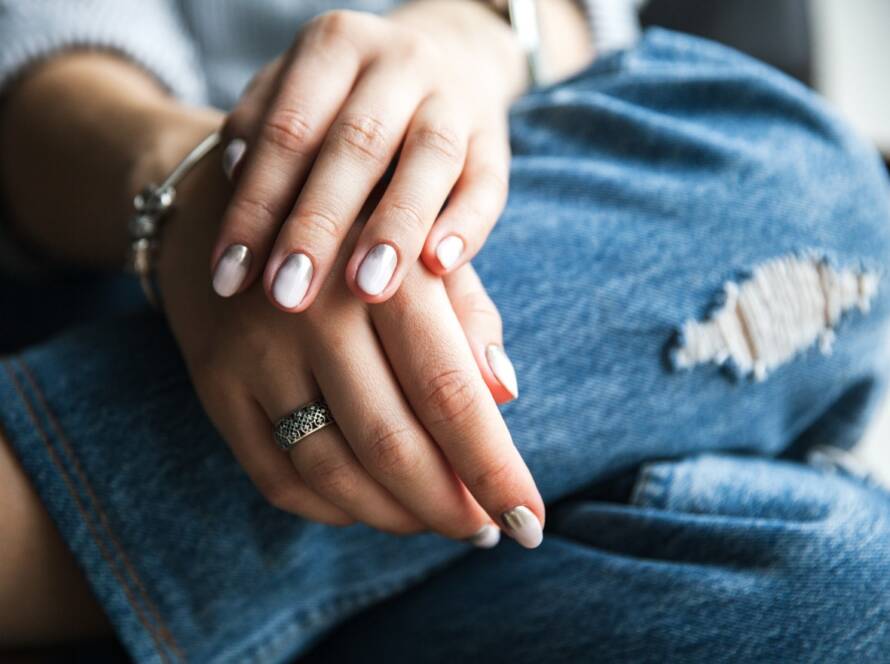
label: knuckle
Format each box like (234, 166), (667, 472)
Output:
(305, 456), (359, 502)
(365, 424), (420, 479)
(333, 114), (390, 164)
(411, 124), (464, 165)
(422, 368), (479, 427)
(231, 192), (279, 227)
(387, 199), (427, 235)
(469, 458), (513, 496)
(263, 108), (314, 156)
(293, 205), (343, 244)
(261, 480), (304, 514)
(456, 292), (501, 325)
(477, 166), (509, 201)
(313, 9), (358, 41)
(397, 31), (436, 62)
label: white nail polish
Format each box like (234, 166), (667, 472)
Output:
(468, 524), (501, 549)
(222, 138), (246, 180)
(501, 506), (543, 549)
(212, 244), (251, 297)
(435, 235), (464, 270)
(486, 344), (519, 399)
(356, 244), (397, 296)
(272, 253), (313, 309)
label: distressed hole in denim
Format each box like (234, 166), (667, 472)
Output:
(672, 253), (879, 381)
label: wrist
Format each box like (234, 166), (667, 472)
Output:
(127, 105), (224, 203)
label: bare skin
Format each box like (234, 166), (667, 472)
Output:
(0, 428), (112, 646)
(0, 0), (592, 648)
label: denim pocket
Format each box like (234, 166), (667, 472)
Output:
(629, 454), (831, 523)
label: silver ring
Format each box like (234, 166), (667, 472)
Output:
(273, 400), (334, 451)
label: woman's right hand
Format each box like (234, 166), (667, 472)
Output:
(154, 136), (544, 549)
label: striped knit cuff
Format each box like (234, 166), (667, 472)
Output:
(0, 0), (208, 105)
(579, 0), (647, 54)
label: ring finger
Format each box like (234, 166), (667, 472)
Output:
(259, 388), (425, 535)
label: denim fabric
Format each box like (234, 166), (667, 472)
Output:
(304, 456), (890, 663)
(1, 29), (890, 663)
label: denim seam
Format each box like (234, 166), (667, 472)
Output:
(15, 357), (186, 661)
(2, 359), (173, 664)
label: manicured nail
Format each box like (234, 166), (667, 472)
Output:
(467, 524), (501, 549)
(435, 235), (464, 270)
(212, 244), (251, 297)
(486, 344), (519, 399)
(272, 253), (313, 309)
(501, 506), (543, 549)
(356, 244), (397, 296)
(222, 138), (246, 180)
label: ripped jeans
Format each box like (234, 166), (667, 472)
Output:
(2, 29), (890, 664)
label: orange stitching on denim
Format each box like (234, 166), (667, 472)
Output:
(2, 360), (172, 664)
(15, 358), (185, 661)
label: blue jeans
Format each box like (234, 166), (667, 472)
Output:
(2, 29), (890, 663)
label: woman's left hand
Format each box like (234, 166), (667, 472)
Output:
(210, 1), (526, 310)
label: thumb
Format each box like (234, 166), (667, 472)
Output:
(443, 263), (518, 404)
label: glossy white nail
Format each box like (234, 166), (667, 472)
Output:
(272, 253), (313, 309)
(212, 244), (251, 297)
(468, 524), (501, 549)
(486, 344), (519, 399)
(356, 244), (397, 296)
(222, 138), (246, 180)
(501, 506), (543, 549)
(435, 235), (464, 270)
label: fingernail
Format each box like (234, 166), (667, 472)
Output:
(212, 244), (251, 297)
(272, 253), (313, 309)
(501, 506), (543, 549)
(222, 138), (246, 180)
(486, 344), (519, 399)
(435, 235), (464, 270)
(467, 524), (501, 549)
(356, 244), (397, 296)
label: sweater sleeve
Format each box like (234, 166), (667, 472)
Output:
(0, 0), (209, 277)
(0, 0), (207, 103)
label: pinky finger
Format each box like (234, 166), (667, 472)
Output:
(421, 127), (510, 275)
(217, 393), (354, 525)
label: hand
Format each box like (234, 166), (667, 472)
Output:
(158, 142), (543, 548)
(209, 2), (526, 313)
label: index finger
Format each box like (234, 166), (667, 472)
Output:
(370, 265), (545, 548)
(210, 23), (365, 296)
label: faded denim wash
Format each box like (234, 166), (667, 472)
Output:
(1, 30), (890, 663)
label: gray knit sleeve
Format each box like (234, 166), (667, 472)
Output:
(0, 0), (208, 103)
(0, 0), (209, 277)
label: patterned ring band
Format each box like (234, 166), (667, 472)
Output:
(273, 400), (334, 451)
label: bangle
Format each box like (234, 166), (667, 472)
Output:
(126, 131), (221, 308)
(485, 0), (545, 87)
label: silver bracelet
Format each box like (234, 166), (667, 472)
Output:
(487, 0), (545, 88)
(127, 131), (221, 308)
(505, 0), (545, 88)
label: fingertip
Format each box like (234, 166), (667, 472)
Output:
(212, 244), (252, 298)
(222, 138), (247, 181)
(268, 252), (314, 311)
(434, 235), (465, 272)
(354, 243), (398, 298)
